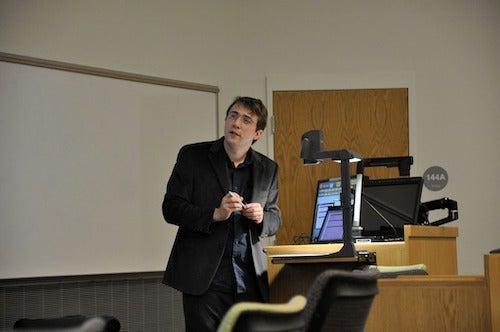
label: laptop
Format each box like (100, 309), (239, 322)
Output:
(310, 176), (360, 243)
(316, 206), (345, 243)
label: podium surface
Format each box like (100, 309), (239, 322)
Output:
(266, 225), (458, 288)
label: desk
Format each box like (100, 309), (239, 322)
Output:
(266, 225), (498, 331)
(366, 254), (499, 332)
(266, 256), (498, 331)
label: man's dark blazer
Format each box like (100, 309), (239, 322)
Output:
(162, 137), (282, 302)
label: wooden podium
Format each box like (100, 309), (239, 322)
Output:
(365, 254), (499, 331)
(266, 225), (458, 294)
(266, 226), (500, 331)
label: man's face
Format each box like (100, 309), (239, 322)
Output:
(224, 104), (263, 148)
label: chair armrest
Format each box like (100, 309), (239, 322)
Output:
(368, 264), (428, 278)
(216, 295), (307, 332)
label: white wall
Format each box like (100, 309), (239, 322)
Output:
(1, 0), (499, 275)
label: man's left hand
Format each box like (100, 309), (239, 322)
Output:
(242, 203), (263, 223)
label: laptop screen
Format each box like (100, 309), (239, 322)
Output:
(317, 206), (344, 243)
(310, 176), (360, 243)
(360, 176), (423, 239)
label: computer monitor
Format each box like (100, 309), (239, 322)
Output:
(359, 176), (423, 239)
(316, 206), (344, 243)
(310, 176), (361, 243)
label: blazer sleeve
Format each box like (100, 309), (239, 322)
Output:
(260, 163), (281, 237)
(250, 156), (282, 239)
(162, 144), (218, 234)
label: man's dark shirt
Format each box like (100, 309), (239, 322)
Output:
(210, 152), (258, 295)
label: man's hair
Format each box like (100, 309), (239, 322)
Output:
(225, 96), (268, 131)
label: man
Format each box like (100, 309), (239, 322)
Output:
(162, 96), (282, 331)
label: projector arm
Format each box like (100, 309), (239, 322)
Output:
(356, 156), (413, 176)
(418, 198), (458, 226)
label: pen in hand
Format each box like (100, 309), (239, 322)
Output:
(228, 191), (246, 208)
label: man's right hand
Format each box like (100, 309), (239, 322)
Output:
(213, 192), (244, 221)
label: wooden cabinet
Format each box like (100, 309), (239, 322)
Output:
(486, 254), (500, 332)
(367, 275), (491, 331)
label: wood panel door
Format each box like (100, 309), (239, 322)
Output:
(273, 89), (409, 245)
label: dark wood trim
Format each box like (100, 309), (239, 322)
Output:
(0, 52), (219, 93)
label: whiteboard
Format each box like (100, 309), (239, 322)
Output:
(0, 54), (219, 278)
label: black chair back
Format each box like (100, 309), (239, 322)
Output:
(302, 269), (379, 332)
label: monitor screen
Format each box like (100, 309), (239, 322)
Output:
(317, 206), (344, 243)
(310, 176), (360, 243)
(360, 176), (423, 239)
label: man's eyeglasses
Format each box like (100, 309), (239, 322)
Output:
(226, 111), (255, 126)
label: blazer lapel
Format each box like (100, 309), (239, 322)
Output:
(251, 149), (266, 199)
(208, 138), (231, 194)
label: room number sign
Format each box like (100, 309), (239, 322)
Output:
(423, 166), (448, 191)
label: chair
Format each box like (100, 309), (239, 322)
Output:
(218, 269), (378, 332)
(301, 269), (379, 332)
(216, 295), (307, 332)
